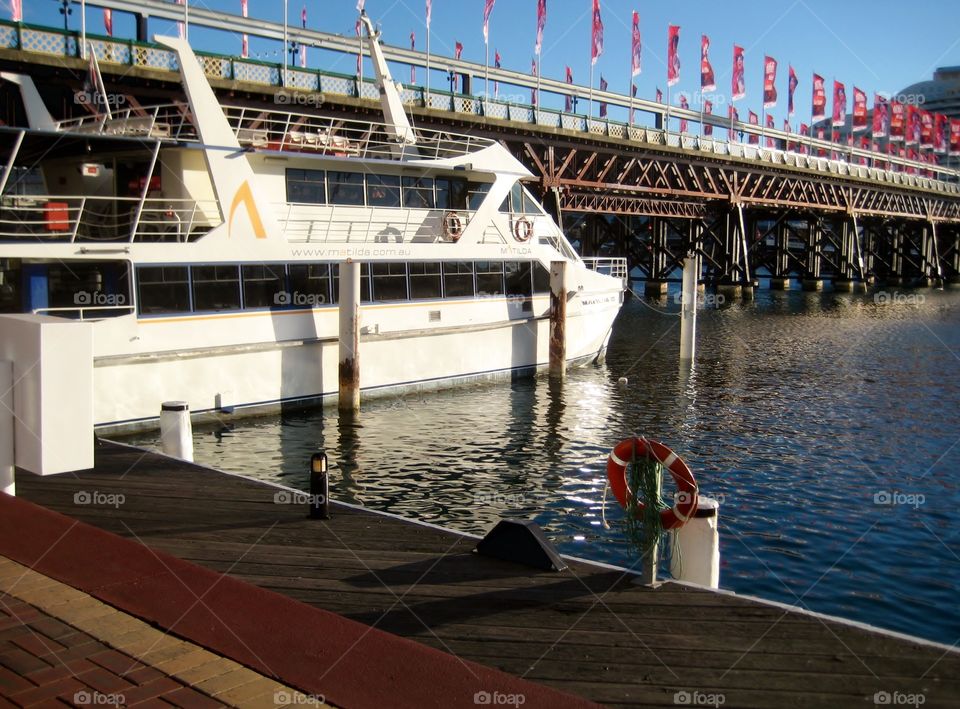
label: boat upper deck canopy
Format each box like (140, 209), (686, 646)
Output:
(53, 103), (498, 163)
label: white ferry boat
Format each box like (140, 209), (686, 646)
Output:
(0, 12), (626, 433)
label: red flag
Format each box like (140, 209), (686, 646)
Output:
(241, 0), (249, 58)
(704, 99), (713, 136)
(765, 113), (775, 147)
(906, 104), (920, 145)
(483, 0), (495, 44)
(536, 0), (546, 56)
(590, 0), (603, 66)
(599, 75), (607, 117)
(104, 8), (113, 36)
(667, 26), (680, 86)
(783, 118), (790, 133)
(728, 105), (739, 141)
(950, 119), (960, 156)
(565, 66), (573, 112)
(748, 111), (759, 144)
(455, 41), (463, 59)
(852, 87), (867, 132)
(763, 56), (777, 109)
(787, 65), (798, 117)
(494, 50), (501, 97)
(935, 113), (948, 153)
(920, 110), (934, 149)
(732, 45), (745, 101)
(356, 0), (365, 10)
(812, 73), (826, 122)
(301, 5), (307, 27)
(679, 94), (689, 132)
(425, 0), (431, 28)
(10, 0), (21, 22)
(832, 81), (846, 127)
(832, 129), (840, 143)
(631, 11), (642, 77)
(890, 101), (904, 142)
(700, 35), (715, 92)
(656, 87), (662, 103)
(872, 95), (888, 138)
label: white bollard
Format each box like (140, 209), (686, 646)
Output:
(1, 361), (14, 495)
(159, 401), (193, 462)
(669, 496), (720, 589)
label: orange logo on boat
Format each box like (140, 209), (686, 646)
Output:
(228, 180), (266, 239)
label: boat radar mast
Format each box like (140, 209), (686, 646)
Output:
(359, 10), (418, 156)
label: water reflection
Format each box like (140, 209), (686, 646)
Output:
(126, 287), (960, 644)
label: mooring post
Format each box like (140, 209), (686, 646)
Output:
(669, 496), (720, 589)
(159, 401), (193, 462)
(549, 260), (567, 380)
(679, 253), (697, 362)
(1, 361), (13, 496)
(339, 259), (361, 412)
(637, 462), (662, 587)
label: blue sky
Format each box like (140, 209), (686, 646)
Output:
(19, 0), (960, 127)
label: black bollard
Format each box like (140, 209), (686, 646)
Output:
(309, 452), (330, 520)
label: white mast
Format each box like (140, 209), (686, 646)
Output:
(359, 10), (418, 155)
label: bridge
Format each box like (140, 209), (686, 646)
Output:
(2, 1), (959, 294)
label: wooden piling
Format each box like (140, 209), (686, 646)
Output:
(338, 260), (361, 412)
(549, 260), (567, 380)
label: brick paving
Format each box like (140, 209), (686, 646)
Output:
(0, 557), (329, 708)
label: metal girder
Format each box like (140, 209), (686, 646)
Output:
(561, 192), (707, 218)
(511, 141), (960, 223)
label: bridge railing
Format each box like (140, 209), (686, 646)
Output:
(4, 20), (959, 193)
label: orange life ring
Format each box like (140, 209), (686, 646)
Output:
(442, 211), (463, 242)
(513, 216), (533, 242)
(606, 437), (698, 530)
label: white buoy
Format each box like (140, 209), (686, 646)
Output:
(669, 495), (720, 589)
(1, 361), (14, 495)
(159, 401), (193, 462)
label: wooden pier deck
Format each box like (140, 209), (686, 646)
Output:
(11, 441), (960, 708)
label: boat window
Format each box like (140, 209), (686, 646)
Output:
(358, 263), (372, 302)
(137, 266), (191, 314)
(242, 264), (285, 309)
(436, 177), (468, 210)
(285, 168), (326, 204)
(521, 187), (544, 215)
(327, 171), (365, 206)
(467, 182), (492, 210)
(0, 260), (20, 313)
(409, 262), (442, 299)
(504, 261), (533, 298)
(402, 177), (435, 209)
(442, 261), (474, 298)
(367, 174), (402, 208)
(475, 261), (504, 296)
(532, 262), (551, 293)
(508, 183), (523, 213)
(371, 263), (408, 302)
(192, 265), (241, 311)
(288, 263), (333, 307)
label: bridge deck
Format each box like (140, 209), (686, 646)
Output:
(13, 442), (960, 708)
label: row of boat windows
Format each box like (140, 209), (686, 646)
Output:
(136, 261), (552, 315)
(284, 169), (543, 214)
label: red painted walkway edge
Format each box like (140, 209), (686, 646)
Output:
(0, 493), (600, 709)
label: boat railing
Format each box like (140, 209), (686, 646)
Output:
(279, 203), (474, 243)
(223, 105), (494, 161)
(32, 304), (136, 321)
(55, 103), (198, 141)
(0, 194), (220, 242)
(582, 257), (629, 285)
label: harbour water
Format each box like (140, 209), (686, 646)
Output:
(127, 286), (960, 645)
